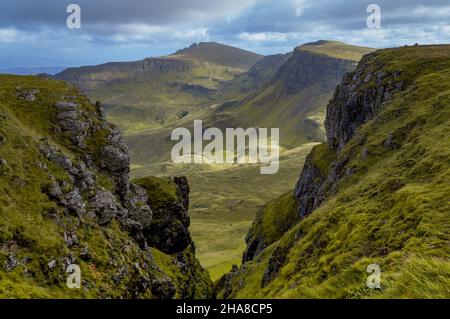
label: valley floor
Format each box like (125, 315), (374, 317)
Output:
(131, 143), (317, 281)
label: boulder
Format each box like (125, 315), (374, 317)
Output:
(88, 190), (119, 226)
(64, 189), (86, 215)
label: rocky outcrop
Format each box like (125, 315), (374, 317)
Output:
(242, 210), (267, 263)
(294, 53), (405, 217)
(0, 76), (212, 298)
(294, 145), (333, 218)
(326, 53), (404, 151)
(40, 97), (198, 255)
(274, 49), (358, 95)
(134, 176), (192, 254)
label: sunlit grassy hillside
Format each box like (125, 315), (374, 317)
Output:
(218, 45), (450, 298)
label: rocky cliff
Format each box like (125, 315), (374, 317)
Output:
(274, 48), (357, 94)
(218, 45), (450, 299)
(294, 51), (405, 219)
(228, 41), (374, 148)
(0, 75), (212, 298)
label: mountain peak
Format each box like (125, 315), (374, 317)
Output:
(171, 42), (263, 69)
(296, 40), (375, 61)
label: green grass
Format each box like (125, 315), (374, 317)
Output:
(219, 45), (450, 299)
(131, 143), (317, 281)
(0, 75), (212, 298)
(54, 41), (376, 286)
(297, 40), (374, 61)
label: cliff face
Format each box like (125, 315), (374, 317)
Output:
(218, 53), (291, 99)
(274, 49), (358, 94)
(0, 75), (212, 298)
(325, 53), (404, 151)
(230, 42), (374, 148)
(219, 45), (450, 299)
(294, 52), (405, 218)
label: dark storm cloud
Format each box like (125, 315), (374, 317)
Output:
(0, 0), (254, 29)
(212, 0), (450, 35)
(0, 0), (449, 68)
(1, 0), (449, 37)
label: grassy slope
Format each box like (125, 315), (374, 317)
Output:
(219, 45), (450, 298)
(172, 42), (263, 69)
(121, 41), (373, 280)
(298, 40), (374, 61)
(132, 143), (317, 281)
(0, 75), (212, 298)
(56, 42), (263, 135)
(55, 41), (373, 282)
(217, 53), (292, 101)
(227, 41), (375, 148)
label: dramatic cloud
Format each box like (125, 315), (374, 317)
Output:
(0, 0), (255, 28)
(0, 0), (449, 68)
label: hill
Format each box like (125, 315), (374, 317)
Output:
(55, 40), (375, 281)
(55, 42), (263, 134)
(297, 40), (374, 61)
(217, 53), (292, 100)
(218, 45), (450, 298)
(172, 42), (263, 69)
(0, 75), (212, 298)
(220, 41), (375, 147)
(120, 41), (374, 279)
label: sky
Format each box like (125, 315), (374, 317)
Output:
(0, 0), (449, 69)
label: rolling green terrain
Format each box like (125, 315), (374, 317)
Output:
(218, 45), (450, 298)
(56, 40), (374, 281)
(1, 42), (448, 299)
(55, 42), (263, 135)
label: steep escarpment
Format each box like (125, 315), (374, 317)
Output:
(226, 41), (374, 147)
(218, 45), (450, 298)
(293, 52), (405, 218)
(0, 75), (212, 298)
(218, 53), (291, 100)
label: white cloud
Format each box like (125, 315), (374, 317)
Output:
(292, 0), (310, 17)
(238, 32), (289, 42)
(111, 24), (210, 43)
(0, 28), (18, 43)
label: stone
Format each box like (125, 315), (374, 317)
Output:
(383, 133), (398, 149)
(45, 180), (64, 201)
(100, 144), (130, 174)
(5, 254), (19, 271)
(88, 190), (118, 226)
(47, 260), (57, 269)
(325, 54), (404, 152)
(39, 143), (74, 172)
(261, 245), (290, 288)
(64, 189), (85, 215)
(172, 176), (190, 209)
(129, 184), (149, 207)
(16, 88), (39, 101)
(79, 245), (91, 261)
(54, 101), (78, 112)
(64, 232), (79, 247)
(151, 277), (176, 299)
